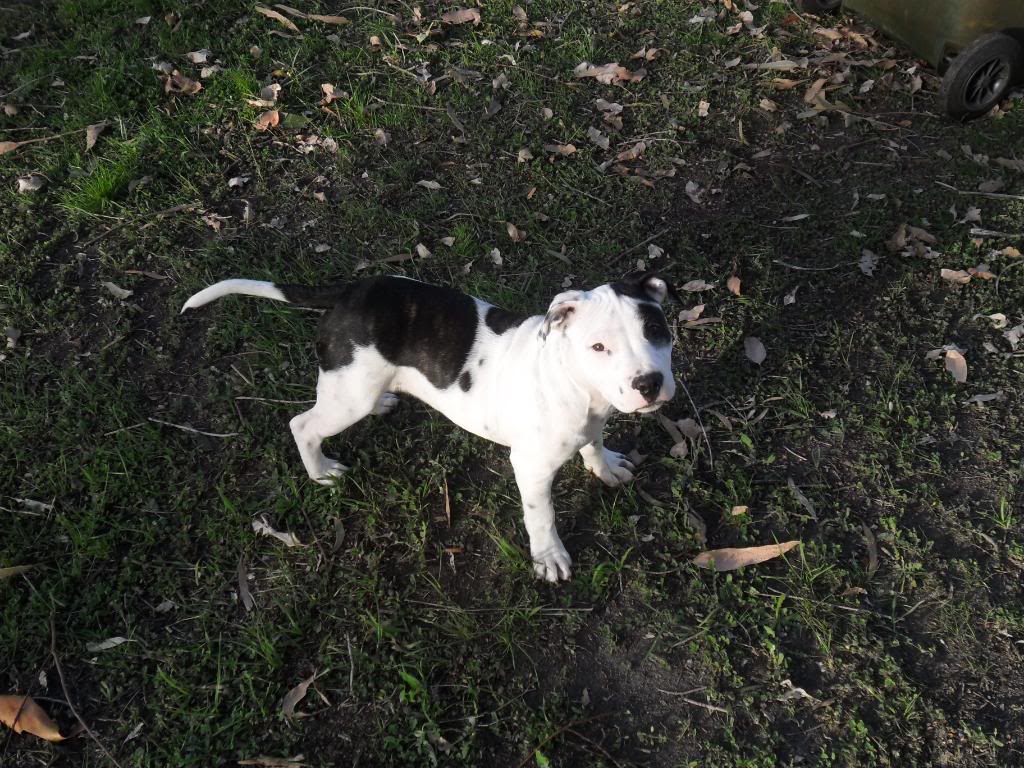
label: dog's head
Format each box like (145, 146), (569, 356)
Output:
(541, 271), (677, 413)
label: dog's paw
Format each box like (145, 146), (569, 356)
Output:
(372, 392), (399, 416)
(584, 448), (635, 487)
(313, 458), (349, 485)
(531, 538), (572, 582)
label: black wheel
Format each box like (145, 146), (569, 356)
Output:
(796, 0), (842, 12)
(941, 32), (1023, 120)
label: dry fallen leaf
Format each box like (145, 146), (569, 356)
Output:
(164, 71), (202, 95)
(308, 14), (349, 25)
(698, 99), (710, 117)
(254, 5), (302, 33)
(616, 141), (646, 162)
(319, 83), (341, 105)
(85, 121), (107, 152)
(744, 336), (767, 365)
(680, 279), (713, 292)
(975, 312), (1007, 329)
(574, 61), (646, 85)
(238, 556), (255, 612)
(252, 516), (302, 547)
(542, 142), (576, 156)
(944, 349), (967, 383)
(726, 276), (741, 296)
(16, 174), (46, 194)
(506, 222), (526, 242)
(416, 179), (441, 190)
(0, 696), (66, 742)
(517, 147), (533, 163)
(442, 7), (481, 25)
(940, 268), (971, 284)
(238, 756), (307, 767)
(730, 505), (748, 516)
(281, 672), (317, 717)
(254, 110), (280, 131)
(692, 541), (800, 571)
(0, 565), (32, 579)
(679, 304), (705, 322)
(859, 249), (878, 276)
(185, 49), (212, 64)
(101, 281), (133, 300)
(86, 636), (130, 652)
(586, 126), (609, 150)
(684, 180), (703, 204)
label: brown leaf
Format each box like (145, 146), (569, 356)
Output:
(573, 61), (645, 85)
(281, 671), (317, 717)
(744, 336), (767, 365)
(273, 4), (308, 19)
(678, 304), (704, 322)
(164, 71), (202, 95)
(726, 275), (741, 296)
(968, 263), (995, 280)
(0, 695), (66, 742)
(692, 541), (800, 571)
(730, 505), (748, 516)
(586, 126), (609, 150)
(442, 8), (481, 25)
(542, 142), (576, 156)
(680, 279), (713, 292)
(254, 5), (302, 33)
(0, 140), (20, 155)
(615, 141), (645, 162)
(185, 49), (212, 64)
(940, 268), (971, 284)
(319, 83), (341, 105)
(85, 121), (107, 152)
(506, 222), (526, 242)
(254, 110), (280, 131)
(944, 349), (967, 383)
(771, 78), (803, 90)
(309, 13), (349, 25)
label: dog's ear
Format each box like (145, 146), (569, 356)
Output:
(614, 271), (676, 305)
(540, 290), (585, 339)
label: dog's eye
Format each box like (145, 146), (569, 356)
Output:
(591, 343), (605, 352)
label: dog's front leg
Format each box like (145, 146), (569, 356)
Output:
(510, 451), (572, 582)
(580, 439), (635, 487)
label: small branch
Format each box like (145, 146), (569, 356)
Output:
(49, 611), (125, 768)
(102, 422), (145, 437)
(676, 376), (714, 469)
(772, 259), (844, 271)
(516, 712), (617, 768)
(936, 180), (1024, 202)
(147, 418), (238, 438)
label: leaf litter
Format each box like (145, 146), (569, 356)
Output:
(692, 541), (800, 571)
(0, 696), (66, 742)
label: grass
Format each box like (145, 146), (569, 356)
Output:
(2, 0), (1023, 766)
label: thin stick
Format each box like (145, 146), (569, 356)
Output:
(619, 227), (671, 258)
(102, 422), (145, 437)
(516, 712), (617, 768)
(772, 259), (843, 271)
(147, 418), (238, 438)
(50, 612), (125, 768)
(676, 376), (713, 469)
(936, 180), (1024, 202)
(346, 634), (354, 694)
(679, 697), (728, 714)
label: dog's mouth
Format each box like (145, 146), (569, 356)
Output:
(636, 402), (664, 414)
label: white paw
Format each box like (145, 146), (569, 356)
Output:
(584, 448), (635, 487)
(372, 392), (399, 416)
(313, 458), (348, 485)
(531, 537), (572, 582)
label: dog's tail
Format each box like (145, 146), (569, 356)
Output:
(180, 279), (343, 313)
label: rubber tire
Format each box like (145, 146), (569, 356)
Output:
(941, 32), (1023, 120)
(796, 0), (842, 12)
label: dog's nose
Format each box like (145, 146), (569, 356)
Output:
(631, 372), (663, 403)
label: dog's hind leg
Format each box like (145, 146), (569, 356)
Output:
(371, 392), (399, 416)
(290, 357), (392, 484)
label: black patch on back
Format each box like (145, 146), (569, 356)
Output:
(637, 302), (671, 345)
(315, 277), (480, 389)
(458, 370), (473, 391)
(485, 306), (524, 335)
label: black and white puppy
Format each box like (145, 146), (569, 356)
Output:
(182, 273), (676, 581)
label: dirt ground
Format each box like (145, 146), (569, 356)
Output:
(2, 1), (1023, 766)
